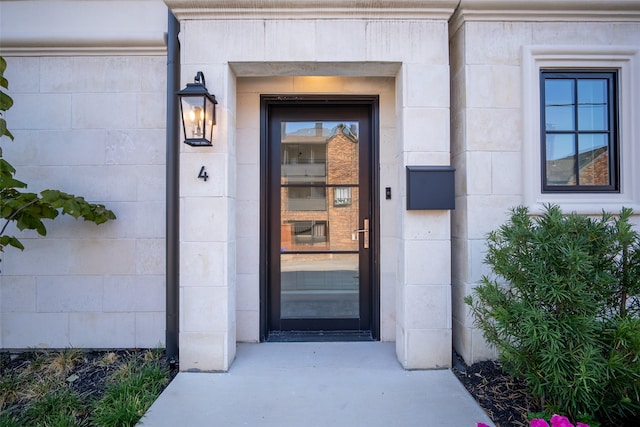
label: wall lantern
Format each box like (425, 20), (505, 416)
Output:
(177, 71), (217, 146)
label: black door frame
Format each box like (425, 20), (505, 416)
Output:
(259, 95), (380, 341)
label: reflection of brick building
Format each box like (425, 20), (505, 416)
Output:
(573, 149), (609, 185)
(547, 147), (609, 186)
(281, 123), (359, 253)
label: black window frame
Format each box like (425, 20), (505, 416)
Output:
(540, 70), (619, 193)
(289, 220), (328, 245)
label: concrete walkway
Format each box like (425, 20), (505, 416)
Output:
(138, 342), (494, 427)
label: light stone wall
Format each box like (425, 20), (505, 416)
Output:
(178, 16), (453, 371)
(450, 18), (640, 364)
(3, 0), (637, 374)
(1, 55), (168, 349)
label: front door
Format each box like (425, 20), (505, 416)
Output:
(260, 96), (379, 340)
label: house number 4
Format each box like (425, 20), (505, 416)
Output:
(198, 166), (209, 182)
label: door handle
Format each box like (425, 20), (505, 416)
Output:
(354, 218), (369, 249)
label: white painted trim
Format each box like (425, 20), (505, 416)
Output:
(451, 0), (640, 34)
(522, 45), (640, 214)
(164, 0), (459, 20)
(0, 34), (167, 57)
(0, 1), (167, 56)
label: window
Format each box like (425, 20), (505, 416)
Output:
(282, 142), (327, 211)
(287, 185), (326, 211)
(540, 70), (618, 192)
(522, 46), (639, 213)
(290, 221), (327, 245)
(333, 187), (352, 207)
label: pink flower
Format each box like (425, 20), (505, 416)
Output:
(576, 424), (590, 427)
(530, 419), (551, 427)
(550, 415), (574, 427)
(477, 424), (491, 427)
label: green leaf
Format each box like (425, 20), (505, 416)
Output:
(0, 56), (6, 76)
(0, 158), (18, 177)
(0, 177), (28, 189)
(0, 117), (13, 140)
(0, 235), (24, 251)
(0, 76), (7, 90)
(0, 91), (13, 111)
(40, 189), (63, 204)
(0, 205), (13, 218)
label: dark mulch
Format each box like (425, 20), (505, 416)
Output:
(0, 349), (178, 421)
(453, 353), (640, 427)
(452, 353), (541, 427)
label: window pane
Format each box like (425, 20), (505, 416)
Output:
(289, 221), (327, 248)
(281, 142), (326, 185)
(333, 187), (352, 207)
(286, 186), (326, 211)
(545, 79), (575, 131)
(327, 123), (359, 185)
(281, 253), (359, 319)
(546, 134), (576, 186)
(578, 134), (610, 185)
(578, 79), (608, 131)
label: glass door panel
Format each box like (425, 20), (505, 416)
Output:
(280, 121), (360, 320)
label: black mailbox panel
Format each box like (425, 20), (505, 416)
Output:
(406, 166), (455, 210)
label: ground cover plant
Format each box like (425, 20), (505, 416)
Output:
(0, 348), (174, 427)
(466, 205), (640, 425)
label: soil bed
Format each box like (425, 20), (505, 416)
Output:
(453, 353), (541, 427)
(453, 353), (640, 427)
(0, 349), (178, 426)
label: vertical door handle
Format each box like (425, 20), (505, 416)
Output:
(354, 219), (369, 249)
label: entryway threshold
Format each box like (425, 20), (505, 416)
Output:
(266, 330), (374, 342)
(137, 342), (495, 427)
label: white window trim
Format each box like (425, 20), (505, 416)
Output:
(522, 45), (640, 215)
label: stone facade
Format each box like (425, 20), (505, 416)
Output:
(449, 2), (640, 363)
(0, 53), (168, 348)
(1, 0), (639, 371)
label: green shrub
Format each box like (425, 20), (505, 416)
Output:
(466, 205), (640, 424)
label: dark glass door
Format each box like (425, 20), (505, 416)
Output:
(261, 97), (378, 339)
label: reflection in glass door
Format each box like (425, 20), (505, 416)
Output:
(262, 98), (377, 338)
(280, 121), (361, 319)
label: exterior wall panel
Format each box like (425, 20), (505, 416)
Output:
(450, 12), (640, 364)
(0, 0), (168, 350)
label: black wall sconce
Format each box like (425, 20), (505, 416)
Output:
(177, 71), (217, 146)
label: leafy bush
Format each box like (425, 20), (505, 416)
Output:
(466, 205), (640, 424)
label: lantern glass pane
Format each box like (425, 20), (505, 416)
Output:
(205, 97), (215, 143)
(181, 96), (206, 141)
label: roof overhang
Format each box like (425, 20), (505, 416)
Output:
(451, 0), (640, 34)
(0, 1), (168, 56)
(164, 0), (460, 21)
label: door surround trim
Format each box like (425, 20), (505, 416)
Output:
(259, 95), (381, 342)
